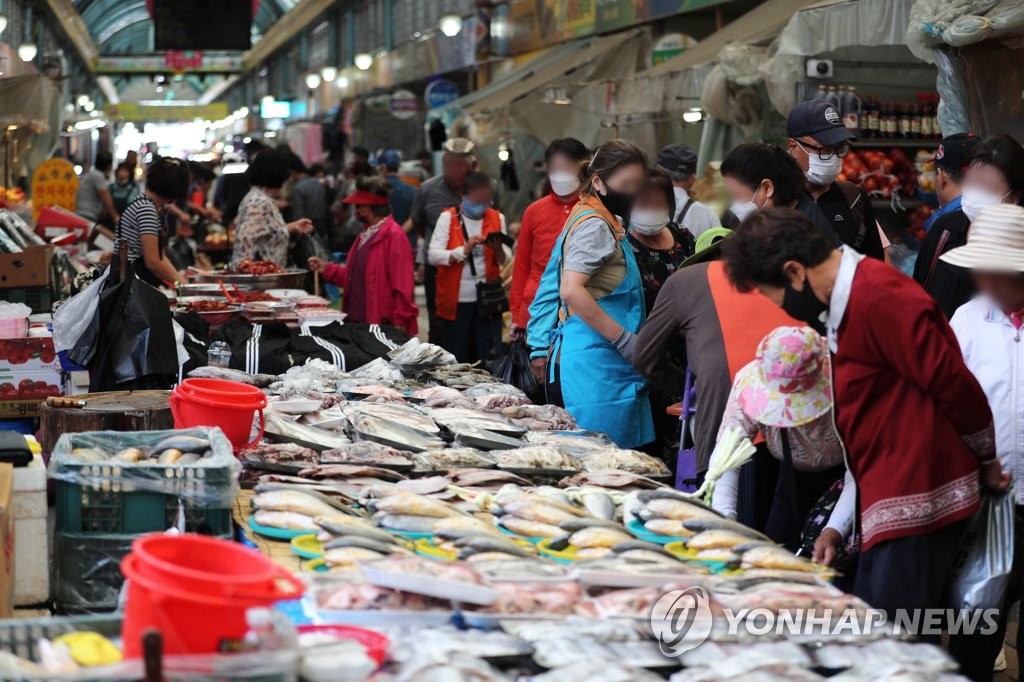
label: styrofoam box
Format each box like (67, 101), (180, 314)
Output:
(13, 454), (47, 605)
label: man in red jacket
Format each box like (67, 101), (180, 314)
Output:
(721, 207), (1008, 623)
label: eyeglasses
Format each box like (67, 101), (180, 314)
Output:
(797, 141), (851, 160)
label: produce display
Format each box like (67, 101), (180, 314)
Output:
(839, 147), (921, 198)
(181, 298), (234, 313)
(235, 259), (285, 275)
(0, 378), (62, 400)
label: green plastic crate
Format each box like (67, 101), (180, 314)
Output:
(55, 482), (233, 536)
(0, 285), (55, 314)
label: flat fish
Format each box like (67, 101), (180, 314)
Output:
(559, 471), (666, 490)
(253, 510), (318, 531)
(320, 442), (413, 467)
(425, 407), (523, 434)
(395, 476), (451, 495)
(352, 414), (446, 452)
(266, 411), (351, 450)
(449, 469), (529, 487)
(343, 402), (441, 434)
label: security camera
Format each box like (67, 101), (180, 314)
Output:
(806, 59), (834, 79)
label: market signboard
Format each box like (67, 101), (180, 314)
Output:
(104, 102), (230, 122)
(425, 80), (461, 110)
(499, 0), (732, 55)
(651, 32), (696, 66)
(389, 90), (419, 120)
(30, 159), (78, 225)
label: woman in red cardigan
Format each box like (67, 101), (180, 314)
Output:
(721, 207), (1007, 624)
(308, 176), (418, 336)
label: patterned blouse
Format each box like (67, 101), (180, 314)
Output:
(627, 226), (693, 313)
(232, 187), (290, 268)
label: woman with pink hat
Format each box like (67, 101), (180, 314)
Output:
(712, 325), (854, 561)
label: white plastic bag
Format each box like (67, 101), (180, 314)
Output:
(52, 267), (109, 352)
(950, 487), (1015, 610)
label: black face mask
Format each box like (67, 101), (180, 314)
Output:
(597, 184), (637, 218)
(782, 276), (828, 336)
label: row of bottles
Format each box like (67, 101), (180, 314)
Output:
(812, 85), (941, 140)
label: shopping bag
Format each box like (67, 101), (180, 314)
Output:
(52, 266), (110, 353)
(489, 340), (538, 396)
(950, 487), (1015, 611)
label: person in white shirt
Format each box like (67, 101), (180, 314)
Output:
(655, 143), (719, 239)
(946, 203), (1024, 681)
(427, 172), (508, 363)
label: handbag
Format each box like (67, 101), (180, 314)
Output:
(459, 214), (508, 319)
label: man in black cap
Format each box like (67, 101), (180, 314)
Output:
(786, 100), (885, 260)
(913, 133), (981, 318)
(656, 144), (718, 238)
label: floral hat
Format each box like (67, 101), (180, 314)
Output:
(734, 326), (832, 428)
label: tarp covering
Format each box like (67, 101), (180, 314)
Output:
(762, 0), (918, 115)
(0, 75), (58, 132)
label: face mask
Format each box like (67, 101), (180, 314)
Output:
(597, 183), (637, 218)
(730, 185), (769, 224)
(461, 198), (488, 220)
(357, 209), (372, 225)
(804, 153), (842, 186)
(961, 187), (1011, 222)
(549, 171), (580, 197)
(629, 209), (670, 236)
(782, 276), (829, 336)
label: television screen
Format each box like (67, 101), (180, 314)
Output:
(153, 0), (252, 51)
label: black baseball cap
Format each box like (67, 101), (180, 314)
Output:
(786, 100), (855, 146)
(657, 144), (698, 176)
(932, 133), (980, 175)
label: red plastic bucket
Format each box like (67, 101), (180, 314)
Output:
(121, 536), (304, 657)
(130, 534), (283, 597)
(169, 378), (266, 450)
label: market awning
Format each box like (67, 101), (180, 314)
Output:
(0, 75), (59, 132)
(641, 0), (822, 78)
(454, 28), (646, 117)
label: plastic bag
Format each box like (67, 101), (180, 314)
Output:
(52, 266), (109, 353)
(489, 340), (538, 397)
(950, 487), (1015, 610)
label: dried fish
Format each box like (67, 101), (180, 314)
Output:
(387, 338), (457, 368)
(188, 366), (277, 387)
(242, 442), (320, 468)
(265, 410), (351, 449)
(559, 471), (666, 490)
(351, 414), (447, 452)
(411, 448), (496, 471)
(526, 430), (613, 452)
(502, 404), (577, 431)
(320, 442), (413, 468)
(342, 402), (441, 434)
(346, 385), (407, 402)
(280, 358), (350, 382)
(580, 449), (671, 476)
(449, 468), (531, 487)
(493, 447), (580, 472)
(349, 357), (403, 382)
(299, 463), (408, 482)
(425, 407), (524, 434)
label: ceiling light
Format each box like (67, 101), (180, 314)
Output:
(0, 15), (7, 35)
(354, 53), (373, 70)
(497, 146), (510, 162)
(261, 95), (274, 105)
(64, 103), (75, 113)
(337, 75), (349, 88)
(18, 43), (37, 62)
(155, 85), (164, 94)
(76, 94), (90, 107)
(243, 136), (252, 144)
(321, 66), (337, 82)
(305, 73), (321, 89)
(83, 101), (95, 112)
(682, 110), (702, 123)
(439, 14), (463, 37)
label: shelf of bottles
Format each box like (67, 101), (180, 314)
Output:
(810, 84), (943, 145)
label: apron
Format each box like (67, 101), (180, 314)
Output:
(548, 210), (654, 449)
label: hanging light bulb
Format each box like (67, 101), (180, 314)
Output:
(305, 73), (321, 89)
(497, 144), (510, 162)
(354, 53), (373, 70)
(0, 14), (8, 35)
(439, 14), (463, 37)
(83, 101), (95, 112)
(76, 94), (90, 107)
(261, 94), (274, 106)
(18, 42), (37, 62)
(320, 66), (337, 82)
(337, 75), (349, 88)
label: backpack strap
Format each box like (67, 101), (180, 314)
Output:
(675, 197), (695, 226)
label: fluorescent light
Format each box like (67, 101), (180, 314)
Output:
(261, 95), (274, 106)
(439, 14), (463, 37)
(18, 43), (37, 62)
(354, 53), (373, 70)
(74, 119), (105, 131)
(682, 110), (702, 123)
(321, 66), (337, 82)
(305, 73), (321, 89)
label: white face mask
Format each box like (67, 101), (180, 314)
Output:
(629, 209), (670, 237)
(548, 171), (580, 197)
(730, 186), (769, 224)
(804, 152), (843, 186)
(961, 187), (1011, 221)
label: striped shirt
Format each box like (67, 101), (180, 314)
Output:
(116, 196), (164, 261)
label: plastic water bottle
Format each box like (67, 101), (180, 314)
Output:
(207, 341), (231, 368)
(242, 607), (297, 651)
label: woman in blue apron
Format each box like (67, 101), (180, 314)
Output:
(527, 140), (654, 449)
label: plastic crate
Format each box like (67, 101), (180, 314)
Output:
(0, 285), (55, 314)
(51, 428), (238, 536)
(0, 614), (122, 661)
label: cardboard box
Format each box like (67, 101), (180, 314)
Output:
(0, 246), (54, 288)
(0, 369), (62, 402)
(0, 463), (15, 617)
(0, 337), (59, 373)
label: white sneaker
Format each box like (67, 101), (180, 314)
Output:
(994, 647), (1007, 672)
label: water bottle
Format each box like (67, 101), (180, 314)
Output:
(207, 341), (232, 368)
(242, 607), (297, 651)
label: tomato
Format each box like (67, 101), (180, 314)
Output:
(18, 379), (34, 391)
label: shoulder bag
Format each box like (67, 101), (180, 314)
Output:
(460, 214), (508, 320)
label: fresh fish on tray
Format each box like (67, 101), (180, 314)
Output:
(299, 463), (408, 482)
(503, 405), (577, 431)
(254, 481), (359, 506)
(349, 357), (402, 382)
(493, 447), (580, 473)
(411, 448), (497, 471)
(449, 468), (531, 488)
(352, 414), (447, 452)
(252, 510), (320, 531)
(241, 442), (320, 470)
(453, 427), (527, 451)
(425, 407), (524, 434)
(342, 402), (441, 434)
(188, 366), (277, 387)
(265, 410), (351, 450)
(526, 430), (614, 452)
(558, 471), (667, 490)
(252, 489), (345, 517)
(581, 449), (671, 477)
(387, 338), (458, 368)
(371, 491), (464, 518)
(320, 442), (413, 468)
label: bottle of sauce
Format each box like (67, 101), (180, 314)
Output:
(864, 95), (880, 138)
(882, 102), (896, 139)
(909, 103), (921, 139)
(918, 94), (933, 139)
(825, 85), (841, 110)
(813, 84), (828, 100)
(842, 86), (861, 136)
(897, 102), (912, 138)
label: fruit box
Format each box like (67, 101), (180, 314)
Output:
(0, 337), (58, 373)
(0, 246), (53, 289)
(0, 369), (62, 408)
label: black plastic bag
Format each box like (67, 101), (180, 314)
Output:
(489, 340), (538, 397)
(166, 236), (196, 271)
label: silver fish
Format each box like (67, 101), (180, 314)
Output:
(581, 490), (616, 520)
(681, 517), (770, 541)
(253, 490), (341, 518)
(323, 535), (409, 554)
(188, 366), (277, 387)
(266, 411), (351, 450)
(252, 510), (318, 531)
(320, 442), (412, 467)
(148, 435), (210, 456)
(352, 414), (446, 452)
(374, 513), (440, 534)
(315, 515), (396, 543)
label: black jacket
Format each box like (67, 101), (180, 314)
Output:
(912, 208), (974, 318)
(814, 182), (885, 261)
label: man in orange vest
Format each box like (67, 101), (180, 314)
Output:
(427, 172), (509, 363)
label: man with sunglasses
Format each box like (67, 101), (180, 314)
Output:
(786, 100), (886, 260)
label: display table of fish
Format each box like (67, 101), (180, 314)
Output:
(579, 449), (671, 477)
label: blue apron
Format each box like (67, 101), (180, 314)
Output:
(547, 211), (654, 449)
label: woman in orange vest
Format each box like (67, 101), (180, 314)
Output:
(427, 171), (508, 363)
